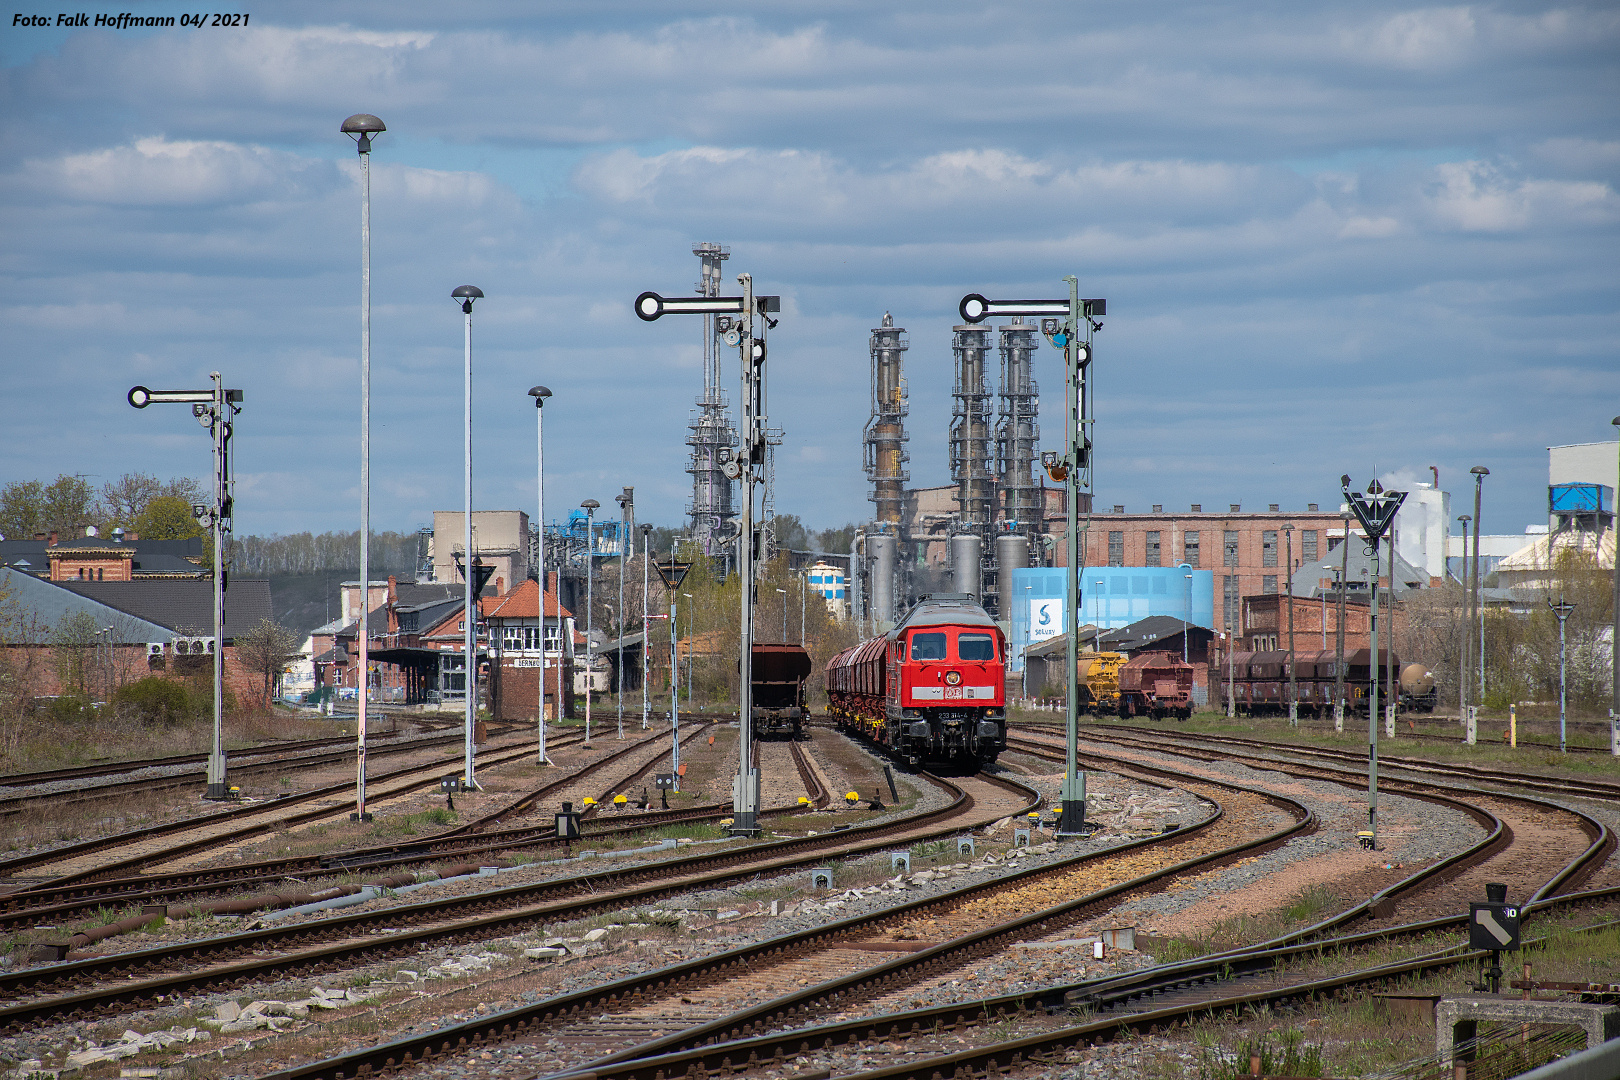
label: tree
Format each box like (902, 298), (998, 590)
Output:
(51, 610), (100, 701)
(101, 473), (203, 530)
(0, 474), (99, 541)
(235, 618), (303, 705)
(135, 496), (204, 541)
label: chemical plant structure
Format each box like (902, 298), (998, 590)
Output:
(852, 313), (1063, 639)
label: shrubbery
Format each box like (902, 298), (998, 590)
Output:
(110, 677), (197, 726)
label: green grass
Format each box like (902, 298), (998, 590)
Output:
(367, 807), (457, 838)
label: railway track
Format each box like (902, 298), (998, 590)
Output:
(0, 744), (992, 1032)
(249, 748), (1312, 1079)
(0, 724), (719, 924)
(0, 731), (472, 819)
(501, 738), (1610, 1080)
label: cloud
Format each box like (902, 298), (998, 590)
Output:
(1423, 160), (1619, 232)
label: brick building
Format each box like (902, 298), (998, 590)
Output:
(1057, 502), (1354, 638)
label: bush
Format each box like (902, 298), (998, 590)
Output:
(40, 695), (96, 724)
(111, 677), (195, 726)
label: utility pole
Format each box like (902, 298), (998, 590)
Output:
(615, 488), (633, 739)
(960, 284), (1104, 838)
(636, 279), (780, 836)
(1343, 476), (1405, 849)
(1336, 512), (1349, 731)
(1471, 466), (1489, 703)
(1548, 597), (1575, 753)
(1284, 523), (1296, 725)
(1458, 514), (1471, 723)
(641, 522), (652, 730)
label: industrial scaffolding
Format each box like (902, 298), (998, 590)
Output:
(685, 242), (739, 560)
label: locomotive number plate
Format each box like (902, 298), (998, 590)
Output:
(914, 686), (995, 701)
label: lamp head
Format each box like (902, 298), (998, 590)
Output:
(1612, 415), (1620, 427)
(452, 285), (484, 313)
(1470, 466), (1489, 477)
(340, 113), (385, 153)
(581, 498), (599, 512)
(640, 523), (651, 536)
(527, 385), (552, 408)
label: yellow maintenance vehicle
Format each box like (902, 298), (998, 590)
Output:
(1076, 652), (1126, 715)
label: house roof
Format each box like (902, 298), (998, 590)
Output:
(130, 552), (208, 576)
(1022, 625), (1102, 659)
(0, 568), (175, 643)
(478, 578), (571, 620)
(1302, 545), (1428, 595)
(56, 578), (273, 641)
(1096, 615), (1215, 653)
(47, 536), (133, 553)
(1494, 528), (1614, 572)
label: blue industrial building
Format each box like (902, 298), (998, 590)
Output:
(1006, 565), (1214, 673)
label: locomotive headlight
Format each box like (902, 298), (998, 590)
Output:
(945, 671), (961, 686)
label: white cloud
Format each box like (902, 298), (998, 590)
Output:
(17, 137), (318, 206)
(1424, 160), (1619, 232)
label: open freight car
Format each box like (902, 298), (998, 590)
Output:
(826, 592), (1006, 769)
(1116, 651), (1195, 719)
(752, 643), (812, 739)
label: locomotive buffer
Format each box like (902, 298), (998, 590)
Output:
(962, 285), (1104, 837)
(636, 283), (780, 836)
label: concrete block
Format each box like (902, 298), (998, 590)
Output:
(957, 837), (976, 856)
(582, 927), (610, 941)
(1437, 995), (1620, 1069)
(1013, 829), (1031, 847)
(213, 1001), (240, 1023)
(810, 867), (834, 889)
(890, 852), (911, 873)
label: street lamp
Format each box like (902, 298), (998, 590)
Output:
(1548, 596), (1575, 753)
(1457, 514), (1471, 720)
(342, 112), (384, 820)
(1611, 417), (1620, 745)
(682, 592), (694, 704)
(799, 568), (807, 647)
(641, 522), (652, 730)
(1178, 563), (1192, 666)
(580, 498), (599, 744)
(453, 285), (484, 789)
(1470, 466), (1489, 705)
(528, 385), (552, 764)
(776, 588), (788, 643)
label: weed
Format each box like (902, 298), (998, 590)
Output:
(1200, 1028), (1324, 1080)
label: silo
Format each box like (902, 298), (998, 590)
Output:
(996, 532), (1029, 619)
(951, 533), (983, 601)
(870, 533), (898, 628)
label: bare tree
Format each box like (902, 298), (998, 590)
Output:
(235, 618), (303, 706)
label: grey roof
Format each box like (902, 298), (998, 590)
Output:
(896, 596), (998, 631)
(1300, 544), (1427, 596)
(1096, 615), (1215, 653)
(0, 568), (174, 643)
(131, 552), (207, 576)
(56, 578), (273, 641)
(1022, 626), (1103, 658)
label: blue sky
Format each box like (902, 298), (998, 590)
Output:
(2, 2), (1616, 542)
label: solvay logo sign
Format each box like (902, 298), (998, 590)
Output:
(1030, 599), (1063, 640)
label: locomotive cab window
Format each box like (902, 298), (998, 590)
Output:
(957, 633), (996, 662)
(910, 632), (947, 661)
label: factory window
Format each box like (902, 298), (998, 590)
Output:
(1108, 532), (1124, 567)
(1262, 531), (1278, 567)
(1302, 530), (1318, 563)
(504, 625), (542, 651)
(1223, 531), (1239, 568)
(1263, 575), (1278, 594)
(1223, 576), (1239, 632)
(1184, 531), (1200, 567)
(1144, 531), (1161, 567)
(544, 624), (561, 651)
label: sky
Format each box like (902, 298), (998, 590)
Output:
(2, 2), (1617, 545)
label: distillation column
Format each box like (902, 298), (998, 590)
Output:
(863, 313), (909, 626)
(950, 325), (995, 603)
(996, 318), (1039, 615)
(686, 242), (738, 558)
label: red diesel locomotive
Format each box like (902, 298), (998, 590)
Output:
(826, 593), (1007, 769)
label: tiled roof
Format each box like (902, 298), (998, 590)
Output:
(479, 578), (571, 620)
(0, 568), (174, 643)
(56, 578), (273, 641)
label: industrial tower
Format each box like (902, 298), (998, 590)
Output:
(686, 243), (739, 559)
(949, 324), (996, 605)
(861, 313), (910, 628)
(994, 319), (1039, 614)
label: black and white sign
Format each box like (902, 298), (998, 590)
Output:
(634, 292), (781, 321)
(1468, 901), (1521, 950)
(958, 294), (1106, 325)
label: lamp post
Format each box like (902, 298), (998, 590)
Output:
(1548, 597), (1575, 753)
(1178, 563), (1192, 665)
(776, 588), (788, 643)
(452, 285), (484, 790)
(1457, 514), (1471, 720)
(341, 112), (384, 818)
(1613, 417), (1620, 752)
(641, 522), (652, 730)
(1284, 523), (1296, 725)
(800, 568), (807, 646)
(1471, 466), (1489, 706)
(580, 499), (599, 743)
(1343, 476), (1406, 848)
(1336, 512), (1349, 728)
(527, 385), (552, 763)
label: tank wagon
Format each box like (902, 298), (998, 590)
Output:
(827, 592), (1006, 768)
(751, 643), (812, 739)
(1216, 648), (1431, 717)
(1117, 651), (1195, 719)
